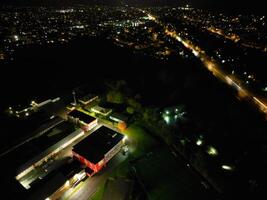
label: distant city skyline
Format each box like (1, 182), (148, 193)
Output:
(0, 0), (266, 12)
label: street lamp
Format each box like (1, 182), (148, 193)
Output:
(222, 165), (234, 171)
(196, 139), (203, 146)
(72, 90), (77, 106)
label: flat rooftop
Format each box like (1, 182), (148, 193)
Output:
(0, 110), (55, 153)
(1, 119), (77, 176)
(73, 127), (124, 164)
(79, 94), (97, 103)
(68, 110), (96, 124)
(17, 120), (78, 173)
(110, 112), (129, 122)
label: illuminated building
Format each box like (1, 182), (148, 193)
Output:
(15, 120), (84, 190)
(72, 127), (124, 176)
(91, 105), (113, 116)
(109, 112), (128, 123)
(67, 110), (98, 131)
(78, 94), (98, 105)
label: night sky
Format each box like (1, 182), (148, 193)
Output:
(0, 0), (265, 13)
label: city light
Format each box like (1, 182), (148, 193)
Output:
(122, 135), (128, 143)
(222, 165), (234, 171)
(196, 139), (203, 146)
(207, 146), (218, 156)
(65, 180), (70, 187)
(13, 35), (19, 41)
(164, 116), (170, 124)
(1, 6), (267, 200)
(74, 171), (86, 180)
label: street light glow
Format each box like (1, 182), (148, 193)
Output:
(222, 165), (233, 171)
(65, 180), (70, 187)
(14, 35), (19, 41)
(196, 139), (203, 146)
(164, 116), (170, 124)
(122, 135), (128, 143)
(207, 146), (218, 156)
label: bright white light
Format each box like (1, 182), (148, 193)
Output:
(147, 14), (156, 21)
(164, 116), (170, 124)
(65, 180), (70, 187)
(75, 25), (84, 29)
(74, 171), (86, 180)
(196, 139), (203, 146)
(222, 165), (233, 171)
(25, 112), (29, 116)
(45, 198), (50, 200)
(123, 135), (128, 143)
(14, 35), (19, 41)
(192, 50), (199, 57)
(165, 110), (170, 114)
(74, 174), (78, 180)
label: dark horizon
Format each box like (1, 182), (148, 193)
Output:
(0, 0), (266, 14)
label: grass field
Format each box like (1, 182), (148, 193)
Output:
(133, 147), (210, 200)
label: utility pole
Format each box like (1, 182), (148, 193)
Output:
(72, 90), (77, 106)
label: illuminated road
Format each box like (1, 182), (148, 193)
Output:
(206, 27), (240, 43)
(60, 151), (127, 200)
(206, 27), (267, 52)
(142, 10), (267, 118)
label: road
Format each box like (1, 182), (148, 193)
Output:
(141, 9), (267, 119)
(60, 150), (127, 200)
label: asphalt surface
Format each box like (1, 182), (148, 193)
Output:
(60, 150), (128, 200)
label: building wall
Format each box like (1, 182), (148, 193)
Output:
(83, 119), (98, 131)
(72, 151), (98, 173)
(104, 140), (123, 163)
(72, 139), (123, 175)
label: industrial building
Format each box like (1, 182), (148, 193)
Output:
(78, 94), (98, 105)
(109, 112), (129, 123)
(68, 109), (98, 131)
(72, 127), (124, 176)
(91, 105), (112, 116)
(14, 120), (84, 190)
(28, 159), (85, 200)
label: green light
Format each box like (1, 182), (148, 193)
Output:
(164, 116), (170, 124)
